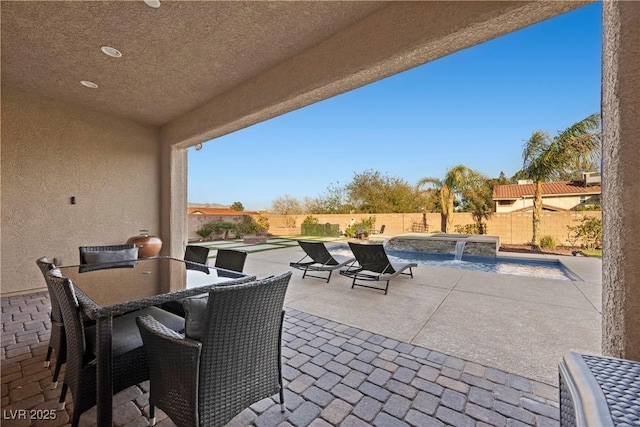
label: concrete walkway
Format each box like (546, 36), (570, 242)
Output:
(236, 239), (602, 386)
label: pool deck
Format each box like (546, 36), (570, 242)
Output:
(1, 237), (602, 426)
(239, 239), (602, 386)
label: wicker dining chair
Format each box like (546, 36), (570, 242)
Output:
(184, 245), (210, 265)
(136, 271), (291, 427)
(47, 270), (184, 427)
(78, 244), (137, 264)
(36, 257), (66, 388)
(214, 248), (247, 272)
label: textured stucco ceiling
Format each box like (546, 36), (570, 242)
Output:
(1, 1), (388, 126)
(1, 1), (590, 131)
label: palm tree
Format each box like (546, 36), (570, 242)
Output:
(521, 113), (600, 251)
(417, 165), (486, 233)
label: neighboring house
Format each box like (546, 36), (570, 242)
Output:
(188, 206), (260, 216)
(492, 174), (601, 213)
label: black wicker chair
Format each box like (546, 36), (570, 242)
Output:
(184, 245), (210, 265)
(214, 248), (247, 272)
(289, 241), (355, 283)
(339, 242), (417, 295)
(36, 257), (66, 388)
(136, 272), (291, 427)
(47, 269), (184, 427)
(79, 244), (137, 264)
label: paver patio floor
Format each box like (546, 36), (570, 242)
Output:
(1, 240), (602, 426)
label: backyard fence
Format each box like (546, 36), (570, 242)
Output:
(188, 211), (601, 246)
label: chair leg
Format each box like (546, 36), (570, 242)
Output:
(58, 383), (68, 410)
(325, 271), (332, 283)
(51, 358), (63, 388)
(71, 409), (81, 427)
(149, 405), (156, 426)
(44, 346), (53, 367)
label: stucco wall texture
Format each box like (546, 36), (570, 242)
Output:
(1, 89), (161, 294)
(602, 1), (640, 360)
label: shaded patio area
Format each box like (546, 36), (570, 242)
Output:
(2, 293), (560, 427)
(1, 243), (601, 426)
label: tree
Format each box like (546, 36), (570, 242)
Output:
(230, 201), (244, 211)
(345, 170), (420, 213)
(303, 182), (350, 214)
(271, 195), (303, 228)
(459, 171), (493, 232)
(520, 113), (600, 251)
(417, 165), (486, 233)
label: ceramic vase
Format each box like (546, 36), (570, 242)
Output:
(126, 230), (162, 258)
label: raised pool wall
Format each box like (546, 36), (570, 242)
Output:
(385, 234), (500, 257)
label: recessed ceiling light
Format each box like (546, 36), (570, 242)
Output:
(101, 46), (122, 58)
(80, 80), (98, 88)
(144, 0), (160, 8)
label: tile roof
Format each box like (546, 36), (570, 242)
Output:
(187, 207), (260, 215)
(493, 181), (602, 200)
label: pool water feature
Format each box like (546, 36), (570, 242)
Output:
(386, 234), (500, 257)
(454, 240), (466, 260)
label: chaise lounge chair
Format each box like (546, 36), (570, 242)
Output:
(340, 242), (417, 295)
(290, 241), (355, 283)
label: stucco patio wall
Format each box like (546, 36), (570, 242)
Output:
(1, 89), (161, 295)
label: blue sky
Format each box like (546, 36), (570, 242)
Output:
(188, 3), (602, 211)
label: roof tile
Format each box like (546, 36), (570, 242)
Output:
(493, 181), (601, 199)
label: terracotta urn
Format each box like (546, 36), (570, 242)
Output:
(126, 230), (162, 258)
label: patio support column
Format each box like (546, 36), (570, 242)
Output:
(601, 0), (640, 361)
(160, 143), (188, 259)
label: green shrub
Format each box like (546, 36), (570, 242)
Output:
(301, 223), (340, 237)
(302, 215), (319, 225)
(256, 215), (269, 233)
(567, 217), (602, 249)
(196, 222), (217, 239)
(344, 217), (376, 237)
(539, 235), (557, 249)
(454, 224), (481, 235)
(236, 216), (269, 236)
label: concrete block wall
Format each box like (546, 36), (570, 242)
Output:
(188, 211), (601, 246)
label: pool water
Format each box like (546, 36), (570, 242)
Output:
(330, 245), (576, 281)
(387, 250), (576, 281)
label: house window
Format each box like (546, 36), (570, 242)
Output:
(499, 200), (513, 206)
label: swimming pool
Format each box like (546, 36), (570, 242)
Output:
(330, 245), (577, 281)
(386, 249), (578, 281)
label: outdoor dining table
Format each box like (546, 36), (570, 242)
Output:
(58, 256), (256, 427)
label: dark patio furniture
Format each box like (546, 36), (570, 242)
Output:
(354, 225), (368, 239)
(559, 351), (640, 427)
(57, 257), (255, 427)
(289, 241), (355, 283)
(184, 245), (210, 265)
(214, 248), (247, 272)
(340, 242), (417, 295)
(79, 244), (138, 264)
(371, 224), (386, 235)
(47, 269), (184, 427)
(164, 248), (246, 317)
(36, 257), (65, 388)
(136, 272), (291, 427)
